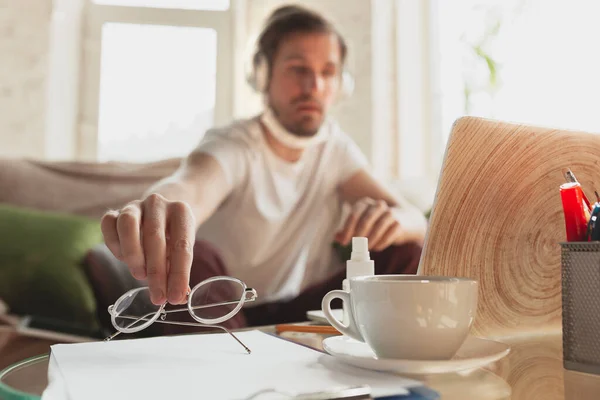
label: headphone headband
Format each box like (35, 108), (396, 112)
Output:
(245, 5), (354, 99)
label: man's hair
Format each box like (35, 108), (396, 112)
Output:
(253, 5), (347, 71)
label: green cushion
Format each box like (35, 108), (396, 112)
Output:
(0, 204), (103, 332)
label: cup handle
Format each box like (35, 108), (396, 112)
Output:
(321, 290), (364, 342)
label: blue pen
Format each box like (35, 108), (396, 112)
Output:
(588, 202), (600, 241)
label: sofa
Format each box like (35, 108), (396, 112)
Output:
(0, 157), (184, 339)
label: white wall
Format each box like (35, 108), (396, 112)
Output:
(0, 0), (52, 159)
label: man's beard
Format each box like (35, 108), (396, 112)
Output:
(271, 97), (324, 137)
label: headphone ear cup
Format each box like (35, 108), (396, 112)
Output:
(338, 69), (355, 99)
(246, 66), (258, 92)
(247, 54), (268, 93)
(256, 56), (269, 93)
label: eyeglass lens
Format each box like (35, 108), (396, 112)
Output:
(189, 278), (246, 322)
(113, 287), (161, 332)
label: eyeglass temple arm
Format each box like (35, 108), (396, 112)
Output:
(105, 288), (257, 320)
(104, 309), (159, 341)
(163, 287), (258, 315)
(152, 322), (251, 354)
(105, 316), (251, 354)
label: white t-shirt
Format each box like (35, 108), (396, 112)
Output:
(193, 115), (368, 304)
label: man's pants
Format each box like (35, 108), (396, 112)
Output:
(158, 240), (422, 335)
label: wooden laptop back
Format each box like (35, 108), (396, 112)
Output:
(418, 116), (600, 337)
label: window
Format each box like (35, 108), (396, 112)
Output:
(96, 23), (217, 162)
(433, 0), (600, 157)
(80, 0), (233, 162)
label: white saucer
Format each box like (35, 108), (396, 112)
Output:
(306, 309), (342, 324)
(322, 335), (510, 375)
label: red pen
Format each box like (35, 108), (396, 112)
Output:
(565, 169), (592, 212)
(560, 182), (590, 242)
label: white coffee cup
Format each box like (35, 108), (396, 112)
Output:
(322, 275), (478, 360)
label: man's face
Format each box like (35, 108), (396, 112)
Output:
(267, 32), (342, 137)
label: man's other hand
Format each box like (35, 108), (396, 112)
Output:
(100, 194), (196, 305)
(335, 198), (404, 251)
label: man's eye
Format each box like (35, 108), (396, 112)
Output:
(291, 66), (309, 74)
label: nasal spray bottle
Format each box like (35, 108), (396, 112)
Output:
(342, 237), (375, 325)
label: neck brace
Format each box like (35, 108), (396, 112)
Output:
(260, 107), (329, 150)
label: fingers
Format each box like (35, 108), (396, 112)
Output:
(100, 210), (121, 260)
(116, 201), (146, 280)
(370, 212), (399, 250)
(336, 198), (404, 252)
(372, 220), (402, 252)
(141, 194), (169, 305)
(166, 201), (195, 305)
(336, 200), (370, 245)
(101, 194), (195, 306)
(354, 200), (387, 238)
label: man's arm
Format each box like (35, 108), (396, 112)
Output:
(100, 152), (230, 306)
(335, 169), (427, 251)
(142, 152), (231, 229)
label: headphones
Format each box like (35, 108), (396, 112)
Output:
(245, 39), (355, 99)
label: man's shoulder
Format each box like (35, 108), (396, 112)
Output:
(202, 115), (262, 146)
(324, 118), (356, 148)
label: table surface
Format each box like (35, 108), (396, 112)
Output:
(2, 325), (600, 400)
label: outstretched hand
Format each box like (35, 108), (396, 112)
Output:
(100, 194), (196, 305)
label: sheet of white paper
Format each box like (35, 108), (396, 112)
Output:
(41, 353), (71, 400)
(45, 330), (422, 400)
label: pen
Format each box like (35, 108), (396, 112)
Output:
(565, 168), (592, 212)
(275, 324), (340, 335)
(560, 182), (590, 241)
(588, 203), (600, 241)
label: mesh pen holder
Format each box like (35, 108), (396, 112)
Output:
(561, 242), (600, 374)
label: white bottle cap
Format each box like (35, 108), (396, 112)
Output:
(351, 237), (369, 261)
(347, 237), (374, 278)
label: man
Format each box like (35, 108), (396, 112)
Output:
(100, 5), (427, 328)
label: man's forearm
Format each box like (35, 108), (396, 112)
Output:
(140, 154), (230, 231)
(143, 177), (192, 204)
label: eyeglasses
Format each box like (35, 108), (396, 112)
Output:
(105, 276), (258, 353)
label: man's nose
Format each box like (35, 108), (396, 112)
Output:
(300, 72), (324, 94)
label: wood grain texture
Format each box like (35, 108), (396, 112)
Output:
(495, 333), (564, 400)
(418, 116), (600, 337)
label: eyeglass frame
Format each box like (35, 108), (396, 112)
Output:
(105, 275), (258, 353)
